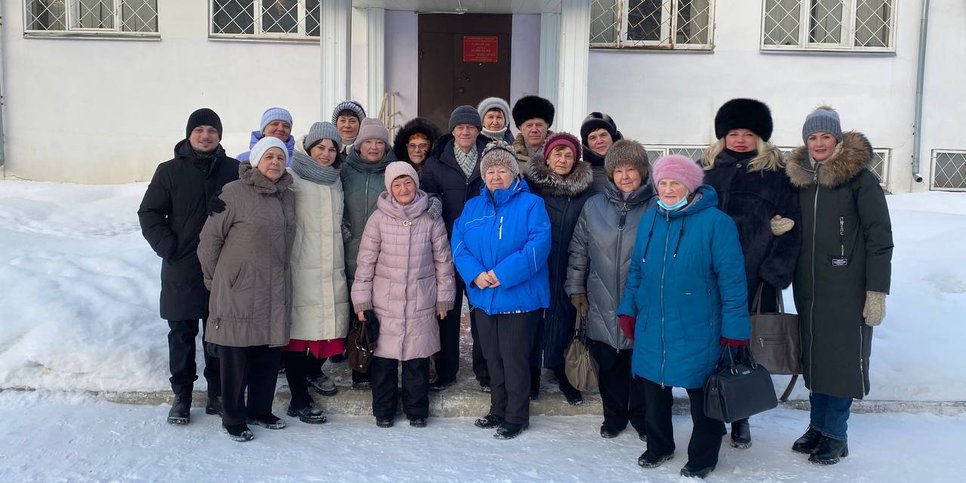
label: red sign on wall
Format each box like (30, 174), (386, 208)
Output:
(463, 36), (499, 63)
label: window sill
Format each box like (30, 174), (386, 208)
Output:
(590, 45), (714, 52)
(24, 31), (161, 41)
(208, 34), (319, 44)
(760, 46), (896, 55)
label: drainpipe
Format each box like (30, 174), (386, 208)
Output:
(912, 0), (930, 184)
(0, 2), (6, 173)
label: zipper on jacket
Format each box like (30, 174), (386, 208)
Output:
(808, 168), (819, 385)
(858, 326), (866, 395)
(659, 209), (673, 387)
(839, 216), (846, 259)
(498, 216), (504, 240)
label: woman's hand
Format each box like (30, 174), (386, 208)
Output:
(474, 272), (492, 288)
(770, 215), (795, 236)
(438, 309), (447, 319)
(486, 270), (500, 287)
(357, 311), (366, 321)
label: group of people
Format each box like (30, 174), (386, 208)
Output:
(137, 93), (893, 479)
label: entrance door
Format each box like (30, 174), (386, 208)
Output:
(418, 14), (512, 132)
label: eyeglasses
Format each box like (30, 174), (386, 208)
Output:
(407, 143), (430, 151)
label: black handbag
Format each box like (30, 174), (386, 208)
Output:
(347, 310), (379, 373)
(749, 283), (802, 376)
(704, 347), (778, 423)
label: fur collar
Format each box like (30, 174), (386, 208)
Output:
(512, 131), (554, 163)
(239, 162), (293, 194)
(786, 131), (872, 189)
(524, 154), (594, 197)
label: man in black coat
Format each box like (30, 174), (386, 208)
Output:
(138, 108), (239, 425)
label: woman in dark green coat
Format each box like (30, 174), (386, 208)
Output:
(785, 107), (893, 465)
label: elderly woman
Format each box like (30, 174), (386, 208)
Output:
(352, 162), (456, 428)
(524, 132), (594, 405)
(451, 140), (551, 440)
(392, 117), (442, 175)
(199, 136), (296, 442)
(617, 155), (749, 479)
(477, 97), (515, 143)
(580, 112), (623, 191)
(785, 107), (893, 465)
(701, 98), (802, 449)
(237, 107), (296, 164)
(566, 139), (654, 439)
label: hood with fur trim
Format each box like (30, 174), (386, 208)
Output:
(392, 117), (443, 162)
(524, 153), (594, 197)
(786, 131), (873, 189)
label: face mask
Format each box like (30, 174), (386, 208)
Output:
(657, 196), (688, 212)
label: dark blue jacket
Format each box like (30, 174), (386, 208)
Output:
(237, 130), (296, 165)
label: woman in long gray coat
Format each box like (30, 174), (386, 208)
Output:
(566, 139), (654, 440)
(352, 162), (456, 428)
(199, 136), (296, 442)
(785, 107), (893, 465)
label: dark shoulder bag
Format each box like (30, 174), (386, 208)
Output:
(347, 310), (379, 373)
(704, 347), (778, 423)
(749, 283), (801, 402)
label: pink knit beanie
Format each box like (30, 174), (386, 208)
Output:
(652, 155), (704, 193)
(384, 161), (419, 190)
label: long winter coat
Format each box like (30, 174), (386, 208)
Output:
(341, 149), (392, 283)
(451, 178), (552, 316)
(786, 131), (893, 399)
(565, 180), (656, 350)
(419, 134), (488, 236)
(352, 192), (456, 361)
(703, 150), (801, 308)
(617, 185), (750, 389)
(237, 131), (296, 164)
(138, 140), (239, 321)
(524, 157), (595, 368)
(288, 146), (350, 342)
(198, 163), (296, 347)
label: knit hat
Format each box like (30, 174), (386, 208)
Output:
(480, 140), (520, 178)
(652, 154), (704, 194)
(260, 107), (293, 132)
(512, 95), (555, 129)
(477, 97), (511, 121)
(802, 106), (843, 143)
(249, 136), (289, 168)
(384, 161), (420, 191)
(580, 112), (619, 146)
(604, 139), (650, 180)
(330, 100), (367, 124)
(185, 108), (222, 139)
(714, 98), (773, 141)
(304, 121), (342, 153)
(449, 105), (483, 131)
(543, 132), (582, 162)
(356, 118), (390, 146)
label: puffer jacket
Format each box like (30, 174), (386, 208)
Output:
(237, 131), (296, 164)
(566, 180), (656, 350)
(199, 163), (296, 347)
(617, 185), (750, 389)
(524, 156), (595, 368)
(341, 149), (392, 282)
(786, 131), (893, 399)
(352, 191), (456, 361)
(451, 178), (551, 315)
(288, 143), (350, 342)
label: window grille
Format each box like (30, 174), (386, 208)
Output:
(777, 146), (890, 187)
(590, 0), (715, 50)
(931, 151), (966, 191)
(643, 145), (707, 163)
(762, 0), (894, 51)
(211, 0), (320, 40)
(25, 0), (158, 36)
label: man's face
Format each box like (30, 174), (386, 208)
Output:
(189, 126), (220, 152)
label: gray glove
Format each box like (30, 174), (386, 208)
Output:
(862, 291), (887, 327)
(428, 195), (443, 220)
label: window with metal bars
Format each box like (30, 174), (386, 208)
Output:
(777, 146), (890, 186)
(761, 0), (895, 51)
(210, 0), (320, 40)
(590, 0), (715, 49)
(24, 0), (158, 36)
(931, 151), (966, 191)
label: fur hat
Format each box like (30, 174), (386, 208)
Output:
(604, 139), (650, 180)
(512, 95), (555, 129)
(185, 108), (222, 140)
(714, 98), (773, 141)
(260, 107), (293, 132)
(249, 136), (289, 168)
(304, 121), (341, 153)
(330, 100), (367, 124)
(356, 118), (390, 146)
(478, 97), (511, 121)
(652, 154), (704, 193)
(580, 112), (619, 146)
(802, 106), (843, 143)
(544, 132), (582, 162)
(384, 161), (419, 191)
(392, 117), (442, 162)
(449, 105), (483, 132)
(480, 140), (520, 178)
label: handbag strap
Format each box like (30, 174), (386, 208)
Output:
(574, 313), (587, 342)
(751, 283), (764, 315)
(779, 374), (798, 402)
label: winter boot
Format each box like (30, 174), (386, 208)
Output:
(637, 451), (673, 468)
(307, 373), (338, 396)
(286, 403), (327, 424)
(792, 428), (824, 454)
(553, 365), (583, 405)
(493, 422), (528, 440)
(475, 414), (504, 429)
(204, 396), (224, 416)
(600, 425), (622, 439)
(223, 423), (254, 442)
(409, 417), (427, 428)
(680, 463), (715, 479)
(247, 413), (287, 430)
(166, 394), (191, 425)
(730, 418), (752, 449)
(809, 437), (848, 465)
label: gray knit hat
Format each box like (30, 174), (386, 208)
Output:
(449, 105), (483, 132)
(480, 140), (520, 178)
(356, 118), (390, 146)
(802, 106), (842, 143)
(477, 97), (511, 121)
(304, 121), (342, 153)
(330, 100), (367, 124)
(604, 139), (650, 180)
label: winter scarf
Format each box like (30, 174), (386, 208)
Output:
(454, 143), (478, 178)
(291, 151), (340, 186)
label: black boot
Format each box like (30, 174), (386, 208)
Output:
(494, 422), (528, 440)
(730, 418), (752, 449)
(475, 414), (504, 429)
(553, 365), (583, 405)
(529, 370), (541, 400)
(680, 463), (715, 479)
(205, 396), (224, 416)
(792, 428), (824, 454)
(223, 423), (254, 442)
(809, 437), (849, 465)
(167, 394), (191, 425)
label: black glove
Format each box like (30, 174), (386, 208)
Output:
(207, 192), (226, 216)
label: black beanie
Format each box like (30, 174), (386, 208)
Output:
(512, 95), (555, 129)
(580, 112), (619, 146)
(185, 108), (223, 140)
(714, 98), (773, 141)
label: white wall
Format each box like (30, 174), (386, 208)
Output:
(384, 10), (419, 125)
(510, 14), (541, 114)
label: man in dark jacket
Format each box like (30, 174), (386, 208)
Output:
(138, 108), (239, 425)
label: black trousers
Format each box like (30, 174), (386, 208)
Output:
(219, 345), (281, 426)
(586, 339), (646, 434)
(370, 356), (430, 419)
(437, 280), (489, 385)
(637, 376), (724, 469)
(475, 309), (539, 425)
(167, 319), (220, 398)
(282, 350), (317, 410)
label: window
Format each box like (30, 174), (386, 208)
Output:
(778, 146), (890, 187)
(24, 0), (158, 36)
(931, 151), (966, 191)
(590, 0), (715, 50)
(762, 0), (895, 51)
(642, 145), (707, 163)
(210, 0), (320, 40)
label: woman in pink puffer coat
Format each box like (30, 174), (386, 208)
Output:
(352, 161), (456, 429)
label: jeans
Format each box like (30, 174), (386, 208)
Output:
(809, 392), (853, 441)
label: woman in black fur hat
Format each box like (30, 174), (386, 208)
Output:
(393, 117), (443, 175)
(701, 98), (802, 449)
